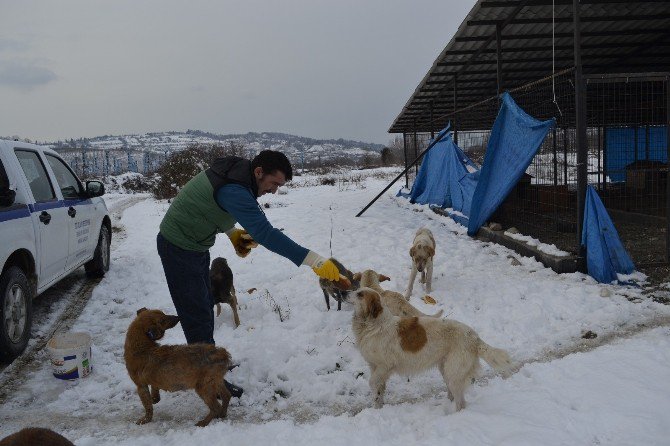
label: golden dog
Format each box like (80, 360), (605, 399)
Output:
(405, 227), (436, 299)
(354, 269), (443, 318)
(352, 288), (511, 411)
(124, 308), (233, 426)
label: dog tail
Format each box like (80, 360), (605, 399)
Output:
(477, 340), (512, 374)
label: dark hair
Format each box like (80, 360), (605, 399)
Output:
(251, 150), (293, 181)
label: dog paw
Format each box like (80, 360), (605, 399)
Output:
(195, 419), (211, 427)
(136, 416), (152, 425)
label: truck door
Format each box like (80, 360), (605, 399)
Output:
(14, 149), (69, 288)
(44, 154), (94, 270)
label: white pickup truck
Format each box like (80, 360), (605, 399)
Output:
(0, 139), (110, 361)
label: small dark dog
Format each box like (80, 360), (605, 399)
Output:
(124, 308), (233, 427)
(210, 257), (240, 327)
(319, 258), (359, 311)
(0, 428), (74, 446)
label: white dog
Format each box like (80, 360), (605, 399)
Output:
(352, 287), (511, 411)
(405, 227), (436, 299)
(354, 269), (442, 318)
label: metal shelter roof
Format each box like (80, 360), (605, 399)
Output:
(388, 0), (670, 134)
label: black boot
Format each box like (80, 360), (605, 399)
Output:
(223, 379), (243, 398)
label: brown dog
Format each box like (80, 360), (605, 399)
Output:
(352, 288), (511, 411)
(124, 308), (233, 427)
(0, 428), (74, 446)
(210, 257), (240, 327)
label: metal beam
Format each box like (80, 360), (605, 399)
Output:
(434, 53), (645, 67)
(468, 13), (670, 26)
(357, 131), (452, 217)
(480, 0), (670, 7)
(455, 27), (670, 42)
(439, 41), (663, 56)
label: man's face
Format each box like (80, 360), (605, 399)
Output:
(254, 167), (286, 196)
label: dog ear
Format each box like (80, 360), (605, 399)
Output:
(379, 274), (391, 282)
(427, 246), (435, 257)
(365, 293), (383, 319)
(164, 315), (180, 328)
(353, 272), (361, 281)
(409, 246), (416, 258)
(137, 307), (148, 316)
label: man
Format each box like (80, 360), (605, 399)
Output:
(156, 150), (340, 395)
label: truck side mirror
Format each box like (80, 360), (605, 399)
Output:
(86, 180), (105, 198)
(0, 185), (16, 207)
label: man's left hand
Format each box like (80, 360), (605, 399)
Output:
(227, 229), (259, 258)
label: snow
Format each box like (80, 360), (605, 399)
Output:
(504, 231), (571, 257)
(1, 168), (669, 445)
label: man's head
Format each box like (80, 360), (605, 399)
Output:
(251, 150), (293, 196)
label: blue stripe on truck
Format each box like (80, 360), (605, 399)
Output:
(0, 198), (94, 223)
(0, 204), (31, 223)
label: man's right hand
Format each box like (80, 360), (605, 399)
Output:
(303, 252), (341, 281)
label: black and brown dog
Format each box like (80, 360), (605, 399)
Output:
(210, 257), (240, 327)
(319, 258), (358, 311)
(124, 308), (234, 427)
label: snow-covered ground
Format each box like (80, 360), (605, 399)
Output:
(1, 169), (669, 445)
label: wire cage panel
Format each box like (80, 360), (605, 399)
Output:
(403, 70), (669, 273)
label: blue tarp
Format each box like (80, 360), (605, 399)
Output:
(405, 93), (554, 233)
(605, 126), (667, 182)
(397, 93), (637, 283)
(467, 92), (555, 235)
(581, 186), (635, 283)
(408, 129), (477, 209)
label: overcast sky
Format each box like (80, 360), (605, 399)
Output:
(0, 1), (472, 144)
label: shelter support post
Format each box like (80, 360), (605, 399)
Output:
(413, 120), (419, 177)
(564, 127), (568, 187)
(603, 126), (608, 194)
(553, 127), (559, 226)
(666, 76), (670, 261)
(453, 74), (458, 145)
(574, 0), (588, 254)
(496, 23), (504, 95)
(403, 133), (409, 188)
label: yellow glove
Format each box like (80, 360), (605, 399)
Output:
(303, 251), (341, 281)
(227, 228), (259, 258)
(313, 260), (340, 281)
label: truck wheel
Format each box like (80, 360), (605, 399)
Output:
(85, 224), (110, 278)
(0, 266), (33, 362)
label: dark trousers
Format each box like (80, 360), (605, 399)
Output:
(157, 232), (214, 344)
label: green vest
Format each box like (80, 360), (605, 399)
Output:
(159, 171), (236, 251)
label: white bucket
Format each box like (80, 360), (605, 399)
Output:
(46, 332), (92, 380)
